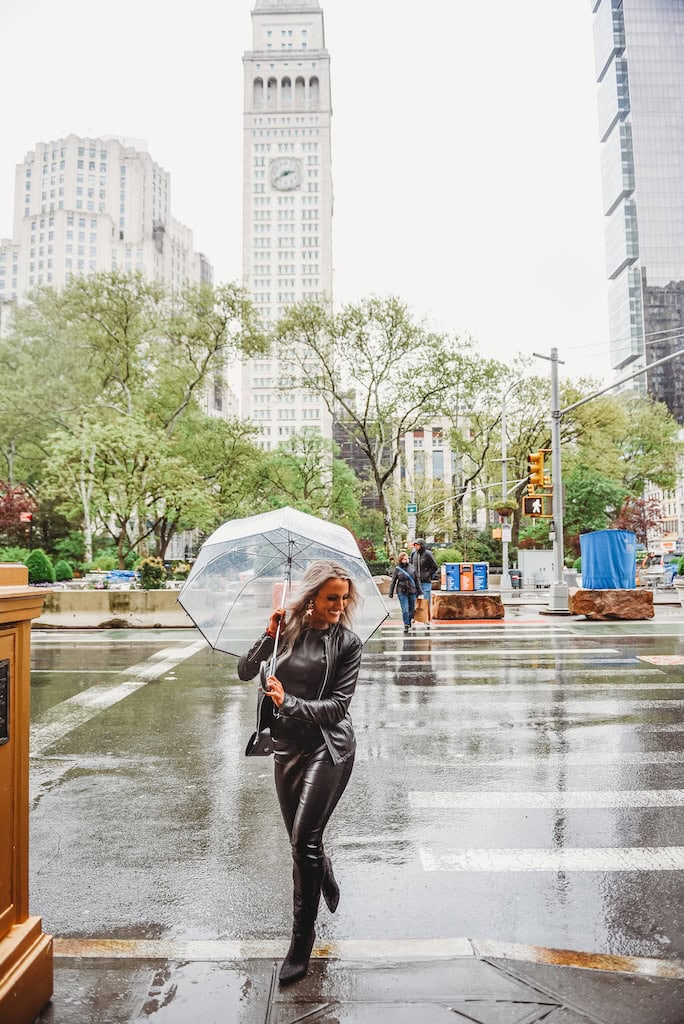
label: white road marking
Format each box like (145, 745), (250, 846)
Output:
(31, 632), (197, 644)
(53, 936), (474, 960)
(364, 681), (678, 692)
(363, 648), (620, 658)
(358, 751), (684, 767)
(30, 640), (205, 758)
(387, 699), (684, 712)
(32, 669), (123, 674)
(420, 846), (684, 872)
(409, 789), (684, 809)
(360, 720), (684, 732)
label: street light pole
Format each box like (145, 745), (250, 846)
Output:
(535, 344), (684, 614)
(498, 379), (527, 596)
(549, 348), (568, 612)
(500, 399), (510, 593)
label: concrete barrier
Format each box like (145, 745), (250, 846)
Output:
(34, 589), (195, 630)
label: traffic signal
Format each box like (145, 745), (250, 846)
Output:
(523, 494), (553, 517)
(527, 450), (545, 489)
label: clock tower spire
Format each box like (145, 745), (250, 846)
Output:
(240, 0), (333, 449)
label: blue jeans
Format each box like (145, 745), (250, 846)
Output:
(397, 592), (416, 627)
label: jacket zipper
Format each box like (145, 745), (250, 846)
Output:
(318, 632), (337, 763)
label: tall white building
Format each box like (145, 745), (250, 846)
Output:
(0, 134), (212, 303)
(241, 0), (333, 449)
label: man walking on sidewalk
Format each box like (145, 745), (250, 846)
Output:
(410, 539), (438, 626)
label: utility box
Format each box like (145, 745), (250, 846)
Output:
(473, 562), (489, 591)
(0, 565), (52, 1023)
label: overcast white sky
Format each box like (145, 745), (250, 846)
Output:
(1, 0), (610, 382)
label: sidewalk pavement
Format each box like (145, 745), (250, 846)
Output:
(40, 938), (684, 1023)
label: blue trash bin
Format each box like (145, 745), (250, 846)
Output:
(443, 563), (461, 591)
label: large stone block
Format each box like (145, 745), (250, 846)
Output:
(432, 592), (504, 620)
(373, 575), (392, 596)
(568, 588), (654, 620)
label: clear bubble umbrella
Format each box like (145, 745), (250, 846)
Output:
(177, 506), (389, 656)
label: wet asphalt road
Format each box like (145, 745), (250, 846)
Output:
(28, 609), (684, 961)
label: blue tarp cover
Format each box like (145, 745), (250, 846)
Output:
(580, 529), (636, 589)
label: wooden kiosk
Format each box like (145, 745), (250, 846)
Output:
(0, 565), (52, 1022)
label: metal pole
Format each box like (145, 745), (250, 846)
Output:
(500, 399), (512, 595)
(549, 347), (569, 613)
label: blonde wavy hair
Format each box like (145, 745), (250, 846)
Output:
(282, 560), (359, 647)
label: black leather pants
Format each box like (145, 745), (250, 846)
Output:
(274, 739), (354, 932)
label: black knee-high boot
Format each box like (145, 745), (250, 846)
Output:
(322, 854), (340, 913)
(279, 854), (322, 985)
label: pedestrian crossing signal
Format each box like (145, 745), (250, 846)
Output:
(527, 451), (545, 489)
(523, 494), (553, 518)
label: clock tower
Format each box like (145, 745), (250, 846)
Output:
(241, 0), (333, 448)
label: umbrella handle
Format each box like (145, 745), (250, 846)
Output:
(268, 576), (290, 677)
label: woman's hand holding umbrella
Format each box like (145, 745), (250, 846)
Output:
(264, 674), (284, 707)
(266, 607), (286, 638)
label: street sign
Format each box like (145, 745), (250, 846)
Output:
(406, 503), (418, 514)
(523, 494), (553, 518)
(19, 512), (32, 523)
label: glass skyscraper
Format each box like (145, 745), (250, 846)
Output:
(592, 0), (684, 422)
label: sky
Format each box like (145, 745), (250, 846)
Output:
(1, 0), (611, 382)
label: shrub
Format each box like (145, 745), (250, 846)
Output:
(54, 559), (73, 581)
(573, 557), (581, 572)
(0, 546), (31, 563)
(172, 562), (192, 580)
(676, 555), (684, 577)
(138, 556), (166, 590)
(25, 549), (56, 584)
(367, 559), (391, 576)
(433, 547), (464, 566)
(84, 554), (117, 572)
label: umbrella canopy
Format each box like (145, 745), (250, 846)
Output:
(178, 506), (388, 655)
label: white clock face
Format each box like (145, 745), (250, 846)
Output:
(270, 157), (302, 191)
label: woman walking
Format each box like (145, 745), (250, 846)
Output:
(238, 560), (362, 985)
(388, 551), (418, 633)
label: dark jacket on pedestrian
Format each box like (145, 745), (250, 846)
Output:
(388, 561), (418, 598)
(237, 622), (362, 765)
(411, 541), (438, 583)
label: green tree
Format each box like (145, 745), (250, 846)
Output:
(4, 272), (266, 559)
(275, 296), (500, 555)
(561, 466), (627, 549)
(43, 415), (220, 568)
(259, 430), (362, 526)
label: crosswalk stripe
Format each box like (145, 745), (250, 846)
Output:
(364, 681), (678, 692)
(420, 847), (684, 871)
(358, 751), (684, 767)
(361, 720), (684, 732)
(30, 640), (205, 758)
(386, 699), (684, 712)
(409, 790), (684, 809)
(363, 648), (620, 658)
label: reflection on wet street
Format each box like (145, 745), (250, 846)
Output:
(29, 612), (684, 961)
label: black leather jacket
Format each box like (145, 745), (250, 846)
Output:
(237, 622), (362, 765)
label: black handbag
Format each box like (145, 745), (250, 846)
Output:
(245, 662), (275, 756)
